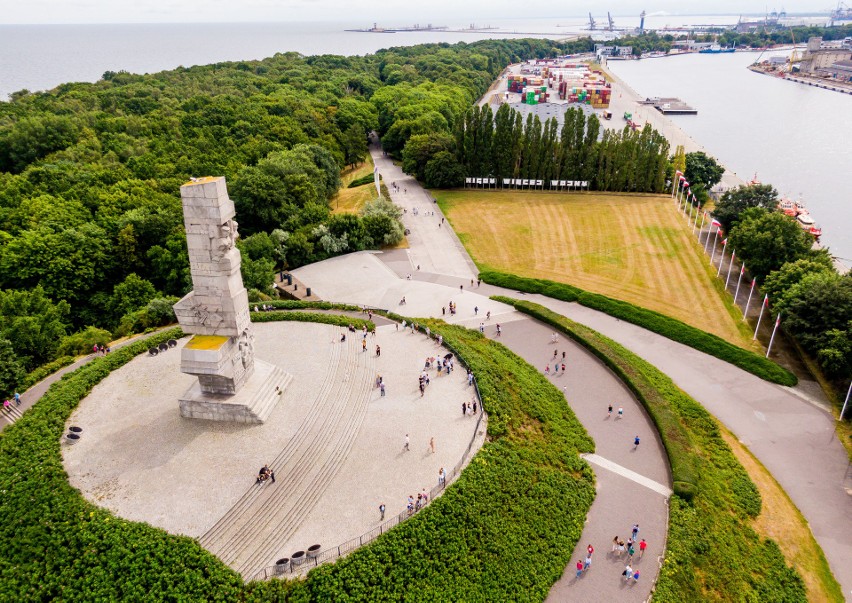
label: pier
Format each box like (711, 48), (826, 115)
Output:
(639, 97), (698, 114)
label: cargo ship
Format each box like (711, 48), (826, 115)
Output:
(699, 44), (736, 54)
(778, 197), (822, 238)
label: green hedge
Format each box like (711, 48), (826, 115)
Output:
(347, 173), (377, 188)
(250, 310), (374, 330)
(257, 300), (365, 311)
(17, 355), (77, 391)
(480, 270), (797, 386)
(497, 298), (806, 601)
(1, 315), (597, 601)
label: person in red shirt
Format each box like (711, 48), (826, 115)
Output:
(639, 538), (647, 558)
(575, 559), (584, 578)
(587, 543), (594, 557)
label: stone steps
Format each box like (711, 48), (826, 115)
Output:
(198, 336), (345, 548)
(199, 333), (376, 576)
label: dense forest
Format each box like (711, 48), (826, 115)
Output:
(0, 38), (575, 394)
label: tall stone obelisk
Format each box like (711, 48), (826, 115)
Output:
(173, 176), (289, 423)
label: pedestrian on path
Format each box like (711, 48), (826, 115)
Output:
(462, 401), (467, 416)
(544, 364), (550, 375)
(554, 362), (559, 375)
(362, 339), (367, 352)
(438, 467), (446, 486)
(550, 332), (558, 344)
(587, 544), (594, 557)
(379, 503), (386, 520)
(496, 324), (502, 336)
(583, 554), (592, 571)
(376, 345), (381, 357)
(561, 362), (565, 373)
(474, 306), (479, 315)
(612, 536), (619, 552)
(608, 404), (613, 417)
(632, 570), (640, 583)
(429, 437), (435, 454)
(639, 538), (647, 558)
(14, 392), (20, 406)
(617, 406), (624, 419)
(404, 434), (410, 451)
(622, 564), (633, 581)
(632, 524), (640, 540)
(575, 560), (584, 578)
(633, 435), (640, 449)
(380, 382), (386, 397)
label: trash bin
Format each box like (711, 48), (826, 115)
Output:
(291, 550), (306, 566)
(306, 287), (311, 297)
(286, 275), (292, 286)
(69, 426), (83, 434)
(307, 544), (321, 558)
(66, 433), (81, 445)
(274, 558), (290, 575)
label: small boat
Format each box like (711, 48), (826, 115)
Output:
(796, 214), (822, 238)
(699, 44), (736, 54)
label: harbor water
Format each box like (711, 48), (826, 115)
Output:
(608, 52), (852, 263)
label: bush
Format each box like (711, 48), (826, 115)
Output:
(18, 355), (76, 391)
(496, 297), (806, 601)
(480, 271), (797, 386)
(347, 173), (376, 188)
(57, 326), (113, 356)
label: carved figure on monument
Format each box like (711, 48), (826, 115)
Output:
(173, 176), (289, 423)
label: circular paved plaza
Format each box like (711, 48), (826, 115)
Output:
(63, 320), (483, 576)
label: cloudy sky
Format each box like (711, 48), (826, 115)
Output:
(0, 0), (831, 24)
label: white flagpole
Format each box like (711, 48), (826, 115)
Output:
(717, 243), (727, 277)
(672, 174), (678, 198)
(693, 205), (702, 234)
(734, 264), (745, 303)
(710, 229), (720, 263)
(705, 223), (716, 253)
(766, 313), (782, 357)
(725, 250), (736, 289)
(753, 294), (768, 339)
(686, 196), (693, 223)
(743, 278), (756, 320)
(697, 211), (706, 240)
(841, 381), (852, 420)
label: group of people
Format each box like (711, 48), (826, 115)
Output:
(255, 464), (276, 485)
(442, 302), (458, 316)
(3, 393), (21, 414)
(92, 343), (111, 355)
(576, 524), (646, 584)
(461, 398), (478, 416)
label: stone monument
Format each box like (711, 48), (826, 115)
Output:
(173, 176), (290, 423)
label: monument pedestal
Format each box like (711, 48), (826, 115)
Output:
(179, 360), (292, 424)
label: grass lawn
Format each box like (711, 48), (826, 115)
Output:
(331, 158), (377, 214)
(438, 189), (755, 347)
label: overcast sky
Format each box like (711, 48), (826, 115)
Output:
(0, 0), (831, 24)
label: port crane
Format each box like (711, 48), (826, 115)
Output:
(607, 12), (616, 30)
(588, 12), (597, 30)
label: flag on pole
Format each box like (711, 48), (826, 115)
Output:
(675, 170), (683, 176)
(750, 277), (756, 290)
(711, 219), (722, 228)
(679, 175), (686, 182)
(722, 238), (728, 246)
(763, 294), (769, 306)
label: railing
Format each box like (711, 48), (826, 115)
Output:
(252, 319), (486, 582)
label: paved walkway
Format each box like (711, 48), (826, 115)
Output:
(296, 252), (672, 601)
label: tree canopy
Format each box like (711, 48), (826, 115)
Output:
(712, 183), (779, 233)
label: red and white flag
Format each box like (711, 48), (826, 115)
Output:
(740, 265), (745, 275)
(763, 294), (769, 306)
(775, 314), (781, 326)
(675, 170), (683, 176)
(711, 219), (722, 228)
(722, 238), (728, 246)
(679, 175), (686, 182)
(683, 181), (690, 187)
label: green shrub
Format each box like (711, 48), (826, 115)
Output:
(347, 173), (376, 188)
(480, 271), (797, 386)
(57, 326), (113, 356)
(18, 355), (76, 391)
(496, 297), (806, 601)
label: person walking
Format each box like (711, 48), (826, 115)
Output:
(474, 306), (479, 315)
(462, 401), (467, 416)
(632, 524), (640, 541)
(583, 554), (592, 572)
(429, 437), (436, 454)
(612, 536), (620, 552)
(13, 392), (21, 406)
(376, 345), (381, 357)
(404, 434), (410, 451)
(633, 435), (640, 449)
(362, 339), (367, 353)
(617, 406), (624, 419)
(622, 564), (633, 582)
(438, 467), (446, 486)
(496, 324), (501, 336)
(380, 382), (386, 397)
(587, 543), (594, 557)
(379, 503), (386, 520)
(575, 559), (584, 579)
(639, 538), (647, 558)
(632, 570), (640, 583)
(544, 364), (550, 375)
(608, 404), (613, 417)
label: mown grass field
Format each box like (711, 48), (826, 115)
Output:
(438, 190), (754, 347)
(331, 158), (377, 214)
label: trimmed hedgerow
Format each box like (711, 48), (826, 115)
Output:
(17, 355), (77, 391)
(250, 310), (373, 331)
(498, 297), (806, 602)
(1, 315), (596, 601)
(480, 270), (796, 386)
(346, 173), (377, 188)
